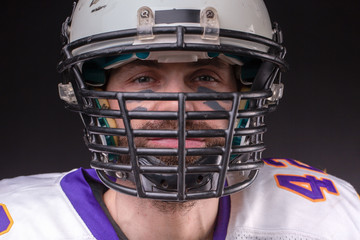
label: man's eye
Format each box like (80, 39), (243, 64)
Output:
(135, 76), (153, 84)
(194, 75), (216, 82)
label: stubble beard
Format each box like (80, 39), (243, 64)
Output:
(117, 120), (225, 165)
(149, 199), (197, 214)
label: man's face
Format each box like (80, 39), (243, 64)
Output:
(105, 57), (238, 163)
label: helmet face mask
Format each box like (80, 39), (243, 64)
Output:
(58, 0), (287, 201)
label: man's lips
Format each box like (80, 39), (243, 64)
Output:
(147, 138), (206, 148)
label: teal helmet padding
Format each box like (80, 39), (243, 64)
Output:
(207, 52), (261, 83)
(82, 53), (134, 85)
(82, 52), (261, 86)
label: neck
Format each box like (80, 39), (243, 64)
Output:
(104, 188), (219, 240)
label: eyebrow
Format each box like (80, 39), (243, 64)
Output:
(118, 60), (160, 71)
(190, 58), (231, 69)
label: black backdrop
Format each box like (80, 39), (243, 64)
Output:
(1, 1), (359, 191)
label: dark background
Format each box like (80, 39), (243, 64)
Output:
(1, 1), (359, 191)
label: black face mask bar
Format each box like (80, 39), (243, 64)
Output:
(58, 23), (287, 201)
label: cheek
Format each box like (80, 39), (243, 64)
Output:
(108, 99), (120, 110)
(202, 100), (233, 111)
(191, 100), (233, 112)
(114, 101), (151, 129)
(191, 101), (232, 130)
(215, 119), (229, 130)
(126, 101), (150, 112)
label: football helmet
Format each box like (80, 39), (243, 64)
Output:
(58, 0), (287, 201)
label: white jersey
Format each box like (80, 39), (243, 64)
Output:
(0, 158), (359, 240)
(225, 158), (360, 239)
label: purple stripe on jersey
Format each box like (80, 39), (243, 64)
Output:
(212, 195), (231, 240)
(60, 168), (119, 240)
(0, 205), (12, 233)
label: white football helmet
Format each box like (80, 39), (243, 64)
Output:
(58, 0), (287, 201)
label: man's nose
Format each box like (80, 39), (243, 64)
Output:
(153, 78), (196, 112)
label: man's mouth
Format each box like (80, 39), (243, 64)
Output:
(147, 138), (206, 148)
